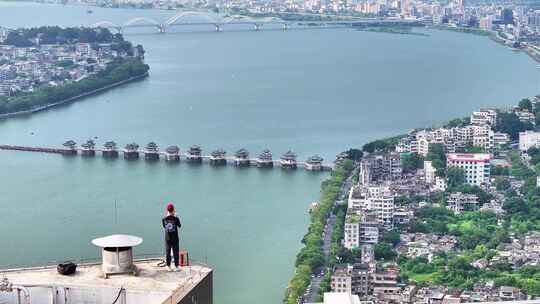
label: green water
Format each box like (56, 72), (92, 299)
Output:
(0, 2), (539, 304)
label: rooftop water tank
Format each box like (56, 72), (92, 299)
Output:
(91, 234), (143, 279)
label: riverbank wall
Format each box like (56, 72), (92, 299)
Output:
(0, 72), (149, 120)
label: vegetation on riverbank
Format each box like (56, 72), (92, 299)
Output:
(0, 58), (149, 115)
(283, 159), (354, 304)
(362, 134), (407, 153)
(357, 26), (429, 36)
(430, 25), (493, 37)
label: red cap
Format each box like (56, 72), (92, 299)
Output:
(166, 203), (174, 212)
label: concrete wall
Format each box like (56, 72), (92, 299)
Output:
(178, 271), (213, 304)
(0, 285), (169, 304)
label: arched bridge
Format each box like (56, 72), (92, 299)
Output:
(89, 11), (376, 33)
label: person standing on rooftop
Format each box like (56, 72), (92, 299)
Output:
(162, 202), (181, 271)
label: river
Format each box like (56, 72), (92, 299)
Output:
(0, 2), (538, 304)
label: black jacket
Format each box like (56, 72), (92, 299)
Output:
(162, 215), (181, 242)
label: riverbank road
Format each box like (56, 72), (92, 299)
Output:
(302, 167), (357, 303)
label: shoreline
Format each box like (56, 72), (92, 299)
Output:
(0, 72), (148, 120)
(431, 25), (540, 64)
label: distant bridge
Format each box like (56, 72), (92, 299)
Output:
(90, 11), (419, 33)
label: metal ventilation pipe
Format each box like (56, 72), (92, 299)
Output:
(0, 277), (30, 304)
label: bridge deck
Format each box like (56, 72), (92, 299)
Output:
(0, 145), (334, 170)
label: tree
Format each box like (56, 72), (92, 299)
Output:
(381, 231), (401, 246)
(345, 148), (363, 161)
(491, 165), (510, 176)
(401, 153), (424, 173)
(362, 136), (404, 153)
(495, 177), (511, 191)
(447, 167), (466, 188)
(426, 143), (446, 177)
(496, 112), (533, 140)
(503, 197), (529, 215)
(464, 144), (484, 153)
(374, 242), (396, 261)
(444, 117), (469, 128)
(519, 98), (533, 112)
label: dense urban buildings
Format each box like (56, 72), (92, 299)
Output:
(324, 95), (540, 303)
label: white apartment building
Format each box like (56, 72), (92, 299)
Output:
(515, 109), (536, 125)
(519, 130), (540, 152)
(472, 125), (495, 151)
(344, 214), (361, 249)
(396, 136), (418, 153)
(434, 176), (447, 191)
(446, 153), (491, 187)
(417, 138), (430, 156)
(455, 125), (474, 145)
(424, 160), (436, 184)
(470, 109), (497, 126)
(344, 213), (380, 249)
(348, 185), (395, 229)
(494, 132), (510, 147)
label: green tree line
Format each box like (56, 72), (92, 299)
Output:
(0, 58), (149, 115)
(283, 160), (354, 304)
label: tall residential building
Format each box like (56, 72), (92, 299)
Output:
(396, 136), (418, 153)
(417, 138), (430, 156)
(446, 153), (491, 187)
(330, 264), (372, 297)
(331, 264), (353, 293)
(519, 131), (540, 152)
(372, 269), (401, 302)
(424, 160), (436, 184)
(472, 125), (494, 151)
(344, 212), (379, 249)
(348, 185), (395, 229)
(359, 153), (401, 185)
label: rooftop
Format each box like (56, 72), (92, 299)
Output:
(0, 258), (212, 304)
(447, 153), (491, 162)
(319, 292), (361, 304)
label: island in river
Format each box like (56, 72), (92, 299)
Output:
(0, 26), (149, 117)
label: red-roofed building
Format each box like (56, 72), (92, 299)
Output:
(446, 153), (491, 187)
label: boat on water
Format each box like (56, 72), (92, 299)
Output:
(87, 9), (93, 14)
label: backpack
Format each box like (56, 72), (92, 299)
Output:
(57, 261), (77, 275)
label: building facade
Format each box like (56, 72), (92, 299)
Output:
(446, 153), (491, 187)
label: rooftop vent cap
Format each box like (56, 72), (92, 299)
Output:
(91, 234), (143, 279)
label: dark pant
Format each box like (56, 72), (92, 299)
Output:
(165, 240), (180, 267)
